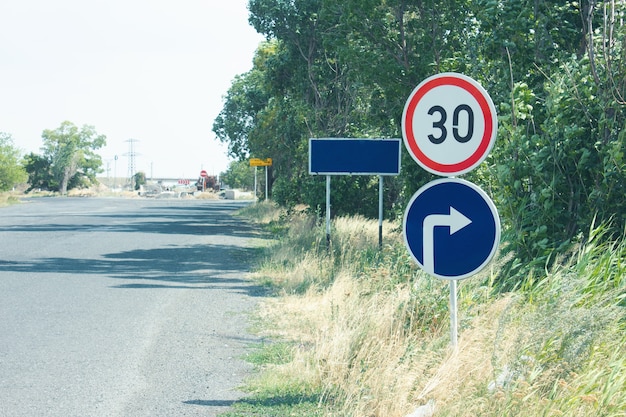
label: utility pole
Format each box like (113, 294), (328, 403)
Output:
(125, 139), (139, 190)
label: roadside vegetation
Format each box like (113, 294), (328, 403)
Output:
(223, 201), (625, 417)
(215, 5), (626, 413)
(214, 1), (626, 284)
(0, 192), (21, 207)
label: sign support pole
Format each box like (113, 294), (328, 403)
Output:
(402, 73), (499, 349)
(378, 175), (383, 249)
(254, 167), (258, 201)
(450, 279), (458, 348)
(265, 166), (269, 200)
(326, 175), (331, 247)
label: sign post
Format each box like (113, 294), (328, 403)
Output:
(249, 158), (272, 200)
(326, 175), (331, 246)
(199, 169), (209, 192)
(378, 175), (383, 249)
(401, 73), (500, 347)
(309, 138), (401, 247)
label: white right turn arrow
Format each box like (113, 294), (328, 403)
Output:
(422, 207), (472, 274)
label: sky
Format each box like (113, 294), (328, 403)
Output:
(0, 0), (265, 179)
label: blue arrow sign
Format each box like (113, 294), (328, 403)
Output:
(309, 138), (401, 175)
(403, 178), (500, 280)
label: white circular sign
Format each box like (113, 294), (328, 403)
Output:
(402, 73), (498, 176)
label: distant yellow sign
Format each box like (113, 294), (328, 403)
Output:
(249, 158), (273, 167)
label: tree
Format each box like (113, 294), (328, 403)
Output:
(134, 171), (146, 190)
(40, 121), (106, 194)
(215, 0), (626, 280)
(213, 62), (272, 160)
(220, 160), (254, 191)
(227, 1), (406, 212)
(0, 133), (27, 191)
(23, 152), (55, 191)
(480, 1), (626, 281)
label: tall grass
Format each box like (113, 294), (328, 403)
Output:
(0, 192), (21, 207)
(241, 203), (626, 417)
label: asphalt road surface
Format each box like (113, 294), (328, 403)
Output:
(0, 197), (266, 417)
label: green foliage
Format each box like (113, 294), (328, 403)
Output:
(213, 62), (272, 160)
(0, 133), (27, 191)
(221, 393), (326, 417)
(24, 121), (106, 194)
(223, 325), (327, 416)
(247, 341), (295, 366)
(221, 160), (255, 190)
(42, 121), (106, 194)
(0, 194), (21, 207)
(486, 228), (626, 416)
(217, 1), (626, 281)
(236, 205), (626, 417)
(133, 171), (146, 190)
(23, 152), (56, 192)
(493, 51), (626, 284)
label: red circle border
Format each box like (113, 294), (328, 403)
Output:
(403, 75), (495, 175)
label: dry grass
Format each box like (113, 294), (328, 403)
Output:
(237, 200), (284, 225)
(244, 206), (625, 417)
(0, 192), (21, 207)
(252, 214), (448, 416)
(67, 184), (109, 197)
(194, 191), (220, 199)
(258, 272), (521, 416)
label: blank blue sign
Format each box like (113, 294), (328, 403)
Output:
(309, 138), (401, 175)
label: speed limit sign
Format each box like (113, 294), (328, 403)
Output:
(402, 73), (497, 176)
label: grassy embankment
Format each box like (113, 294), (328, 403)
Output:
(0, 192), (22, 207)
(224, 201), (625, 417)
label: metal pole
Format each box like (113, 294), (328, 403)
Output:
(379, 175), (384, 249)
(265, 166), (269, 200)
(254, 167), (258, 201)
(450, 279), (458, 348)
(326, 175), (331, 247)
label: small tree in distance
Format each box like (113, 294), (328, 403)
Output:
(134, 171), (146, 190)
(0, 132), (27, 191)
(220, 160), (254, 191)
(36, 121), (106, 194)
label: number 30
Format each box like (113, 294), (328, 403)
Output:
(427, 104), (474, 144)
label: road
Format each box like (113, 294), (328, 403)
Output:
(0, 197), (266, 417)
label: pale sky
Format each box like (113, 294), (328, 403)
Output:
(0, 0), (264, 179)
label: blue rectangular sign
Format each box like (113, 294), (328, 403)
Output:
(309, 138), (401, 175)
